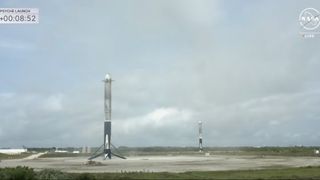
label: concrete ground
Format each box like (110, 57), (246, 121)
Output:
(22, 152), (47, 160)
(1, 155), (320, 173)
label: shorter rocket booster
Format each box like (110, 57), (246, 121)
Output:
(198, 121), (203, 152)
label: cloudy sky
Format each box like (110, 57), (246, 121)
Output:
(0, 0), (320, 148)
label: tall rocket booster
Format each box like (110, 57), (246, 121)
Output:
(104, 73), (113, 159)
(198, 121), (203, 152)
(88, 73), (125, 160)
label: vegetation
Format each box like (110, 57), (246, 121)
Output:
(85, 167), (320, 179)
(39, 152), (88, 158)
(2, 166), (320, 179)
(36, 169), (71, 180)
(117, 146), (320, 157)
(36, 146), (320, 158)
(207, 146), (320, 156)
(0, 166), (35, 180)
(0, 153), (32, 160)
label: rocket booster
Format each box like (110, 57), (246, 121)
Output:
(103, 73), (112, 159)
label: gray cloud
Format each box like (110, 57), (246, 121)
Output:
(0, 0), (320, 147)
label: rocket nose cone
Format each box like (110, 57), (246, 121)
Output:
(105, 73), (111, 81)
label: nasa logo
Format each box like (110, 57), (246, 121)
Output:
(299, 8), (320, 30)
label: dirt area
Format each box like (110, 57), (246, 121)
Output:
(1, 155), (320, 173)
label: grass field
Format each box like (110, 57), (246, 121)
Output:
(39, 152), (89, 158)
(37, 146), (320, 158)
(0, 153), (31, 160)
(2, 166), (320, 179)
(107, 146), (320, 157)
(84, 166), (320, 179)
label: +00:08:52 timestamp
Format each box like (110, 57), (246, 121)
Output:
(0, 15), (36, 22)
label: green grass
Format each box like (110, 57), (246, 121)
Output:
(183, 167), (320, 179)
(39, 152), (89, 158)
(2, 166), (320, 179)
(116, 146), (320, 157)
(36, 146), (320, 158)
(207, 146), (319, 157)
(71, 166), (320, 179)
(0, 153), (31, 160)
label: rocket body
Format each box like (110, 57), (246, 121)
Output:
(88, 73), (125, 160)
(198, 121), (203, 152)
(104, 74), (112, 159)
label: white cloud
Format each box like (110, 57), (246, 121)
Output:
(42, 94), (64, 112)
(198, 89), (320, 146)
(0, 92), (15, 99)
(116, 107), (193, 135)
(1, 0), (320, 147)
(170, 0), (222, 27)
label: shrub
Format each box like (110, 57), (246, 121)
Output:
(76, 173), (96, 180)
(0, 166), (35, 180)
(36, 169), (70, 180)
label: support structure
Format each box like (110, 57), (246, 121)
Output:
(198, 121), (203, 152)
